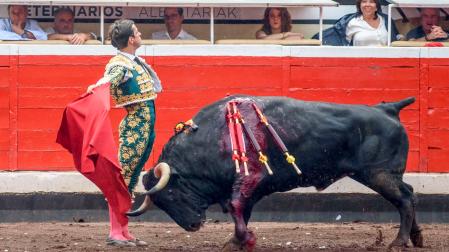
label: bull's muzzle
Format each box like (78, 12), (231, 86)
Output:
(126, 162), (171, 217)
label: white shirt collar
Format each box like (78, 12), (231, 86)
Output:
(118, 51), (136, 61)
(165, 29), (186, 40)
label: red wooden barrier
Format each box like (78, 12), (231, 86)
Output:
(0, 54), (447, 173)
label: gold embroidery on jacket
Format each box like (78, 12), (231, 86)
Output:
(104, 54), (156, 107)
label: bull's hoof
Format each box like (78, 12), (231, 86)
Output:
(222, 231), (256, 252)
(388, 238), (409, 251)
(410, 230), (424, 248)
(222, 237), (244, 252)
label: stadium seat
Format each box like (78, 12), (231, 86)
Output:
(392, 41), (449, 47)
(0, 40), (70, 44)
(104, 39), (211, 45)
(140, 39), (211, 45)
(214, 39), (321, 46)
(84, 40), (102, 45)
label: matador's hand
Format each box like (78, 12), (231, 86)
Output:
(86, 84), (97, 94)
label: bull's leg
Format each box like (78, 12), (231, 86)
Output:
(352, 172), (417, 248)
(410, 215), (423, 247)
(404, 183), (424, 247)
(223, 167), (263, 252)
(224, 193), (257, 252)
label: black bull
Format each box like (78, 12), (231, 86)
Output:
(128, 95), (422, 250)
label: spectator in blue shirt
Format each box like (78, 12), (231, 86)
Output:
(406, 8), (448, 42)
(0, 5), (47, 40)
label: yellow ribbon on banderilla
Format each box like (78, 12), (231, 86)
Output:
(174, 119), (199, 135)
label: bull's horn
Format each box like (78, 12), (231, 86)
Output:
(125, 163), (170, 217)
(126, 195), (152, 216)
(145, 162), (171, 195)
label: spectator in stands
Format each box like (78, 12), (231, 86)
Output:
(0, 5), (47, 40)
(47, 8), (97, 45)
(256, 7), (304, 40)
(152, 7), (197, 40)
(316, 0), (400, 46)
(406, 8), (448, 42)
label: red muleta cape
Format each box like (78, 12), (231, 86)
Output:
(56, 84), (131, 224)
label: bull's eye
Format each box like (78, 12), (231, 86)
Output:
(167, 189), (175, 201)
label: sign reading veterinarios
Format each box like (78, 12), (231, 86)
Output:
(1, 5), (437, 21)
(26, 6), (242, 20)
(0, 5), (359, 21)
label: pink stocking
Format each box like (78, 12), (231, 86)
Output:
(122, 224), (135, 240)
(108, 203), (127, 240)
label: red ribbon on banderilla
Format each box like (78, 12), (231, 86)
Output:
(226, 101), (273, 176)
(231, 102), (249, 176)
(226, 102), (242, 174)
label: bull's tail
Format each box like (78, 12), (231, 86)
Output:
(375, 97), (416, 117)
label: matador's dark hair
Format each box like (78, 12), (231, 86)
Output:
(109, 19), (135, 50)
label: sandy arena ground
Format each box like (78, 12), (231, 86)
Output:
(0, 221), (448, 251)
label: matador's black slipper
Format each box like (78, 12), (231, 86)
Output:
(106, 237), (136, 247)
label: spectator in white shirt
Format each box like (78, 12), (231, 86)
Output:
(0, 5), (47, 40)
(46, 8), (96, 45)
(346, 0), (388, 46)
(315, 0), (400, 46)
(152, 7), (197, 40)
